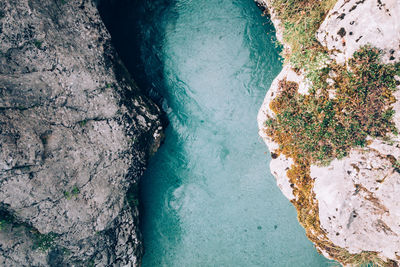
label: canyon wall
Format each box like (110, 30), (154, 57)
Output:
(0, 0), (163, 266)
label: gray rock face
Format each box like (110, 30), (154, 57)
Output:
(0, 0), (163, 266)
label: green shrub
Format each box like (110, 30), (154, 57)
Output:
(33, 231), (57, 251)
(64, 186), (80, 200)
(33, 39), (43, 49)
(266, 47), (399, 165)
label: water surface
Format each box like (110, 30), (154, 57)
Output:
(122, 0), (333, 266)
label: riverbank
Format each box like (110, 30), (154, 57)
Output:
(257, 0), (400, 265)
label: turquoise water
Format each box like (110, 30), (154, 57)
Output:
(133, 0), (333, 266)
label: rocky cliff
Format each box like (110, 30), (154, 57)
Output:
(0, 0), (163, 266)
(257, 0), (400, 265)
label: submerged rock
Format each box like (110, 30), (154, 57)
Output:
(0, 0), (163, 266)
(257, 0), (400, 265)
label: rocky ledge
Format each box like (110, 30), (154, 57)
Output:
(0, 0), (163, 266)
(257, 0), (400, 265)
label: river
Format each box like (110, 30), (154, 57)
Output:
(99, 0), (333, 266)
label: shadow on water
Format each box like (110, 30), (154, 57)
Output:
(97, 0), (184, 259)
(98, 0), (178, 106)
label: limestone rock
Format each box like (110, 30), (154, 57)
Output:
(256, 0), (400, 264)
(312, 149), (400, 261)
(317, 0), (400, 64)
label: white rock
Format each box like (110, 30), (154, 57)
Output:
(312, 149), (400, 260)
(257, 0), (400, 264)
(317, 0), (400, 64)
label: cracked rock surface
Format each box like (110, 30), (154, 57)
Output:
(0, 0), (163, 266)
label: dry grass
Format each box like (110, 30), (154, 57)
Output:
(266, 47), (399, 164)
(268, 0), (337, 73)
